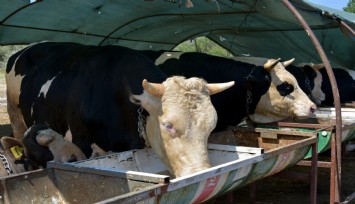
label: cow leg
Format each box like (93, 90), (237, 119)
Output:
(6, 91), (27, 141)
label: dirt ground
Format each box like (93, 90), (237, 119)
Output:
(232, 153), (355, 204)
(0, 70), (354, 204)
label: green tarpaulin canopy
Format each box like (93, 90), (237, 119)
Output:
(0, 0), (354, 69)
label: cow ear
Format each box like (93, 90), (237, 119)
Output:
(130, 95), (141, 105)
(302, 65), (317, 79)
(36, 132), (55, 146)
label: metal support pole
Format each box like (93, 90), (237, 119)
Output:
(310, 142), (318, 204)
(331, 131), (337, 202)
(282, 1), (343, 203)
(249, 182), (256, 204)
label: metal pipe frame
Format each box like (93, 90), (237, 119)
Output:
(310, 142), (318, 204)
(282, 1), (343, 203)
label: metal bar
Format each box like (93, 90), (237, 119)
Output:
(282, 1), (342, 203)
(275, 122), (334, 130)
(339, 20), (355, 36)
(207, 143), (264, 154)
(342, 192), (355, 204)
(331, 131), (337, 203)
(342, 122), (355, 131)
(310, 142), (318, 204)
(1, 1), (42, 23)
(98, 10), (257, 46)
(297, 160), (331, 168)
(0, 24), (178, 46)
(226, 192), (234, 204)
(47, 162), (170, 184)
(95, 183), (168, 204)
(249, 182), (256, 204)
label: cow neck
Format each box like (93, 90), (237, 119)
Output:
(302, 68), (318, 105)
(137, 106), (147, 140)
(244, 66), (256, 117)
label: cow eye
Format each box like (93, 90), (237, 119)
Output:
(276, 82), (294, 96)
(162, 121), (176, 134)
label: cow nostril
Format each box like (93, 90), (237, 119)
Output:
(310, 106), (317, 114)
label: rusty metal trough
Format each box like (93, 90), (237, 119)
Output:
(0, 165), (168, 204)
(0, 128), (318, 203)
(64, 130), (317, 203)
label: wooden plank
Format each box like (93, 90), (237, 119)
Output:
(232, 126), (318, 137)
(260, 132), (278, 139)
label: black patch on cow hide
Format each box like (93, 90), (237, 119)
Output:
(277, 82), (294, 96)
(23, 123), (54, 169)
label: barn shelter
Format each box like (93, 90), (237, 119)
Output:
(0, 0), (354, 203)
(0, 0), (354, 69)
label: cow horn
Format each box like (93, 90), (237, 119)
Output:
(281, 58), (295, 67)
(311, 63), (325, 70)
(142, 79), (165, 97)
(263, 58), (281, 72)
(207, 81), (235, 95)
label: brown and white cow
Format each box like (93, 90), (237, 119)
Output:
(6, 42), (234, 177)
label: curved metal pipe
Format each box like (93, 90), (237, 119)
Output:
(282, 0), (343, 203)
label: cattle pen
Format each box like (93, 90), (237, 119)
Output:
(0, 0), (354, 203)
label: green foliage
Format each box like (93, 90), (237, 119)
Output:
(344, 0), (355, 13)
(0, 45), (26, 70)
(174, 37), (232, 57)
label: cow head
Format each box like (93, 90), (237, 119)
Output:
(131, 76), (234, 177)
(23, 124), (87, 168)
(232, 56), (325, 107)
(35, 128), (87, 163)
(299, 63), (325, 105)
(249, 59), (317, 123)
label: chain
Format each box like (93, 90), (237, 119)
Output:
(0, 153), (13, 175)
(305, 77), (318, 105)
(244, 66), (256, 81)
(137, 106), (147, 139)
(245, 90), (253, 116)
(244, 67), (256, 116)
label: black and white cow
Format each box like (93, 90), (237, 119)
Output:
(6, 42), (234, 177)
(142, 51), (317, 131)
(231, 57), (325, 105)
(318, 66), (355, 106)
(233, 57), (355, 106)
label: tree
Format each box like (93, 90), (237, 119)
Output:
(344, 0), (355, 13)
(174, 37), (232, 58)
(0, 45), (26, 69)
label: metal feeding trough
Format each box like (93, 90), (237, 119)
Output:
(62, 132), (317, 204)
(0, 130), (317, 204)
(302, 107), (355, 158)
(0, 164), (168, 204)
(67, 144), (264, 203)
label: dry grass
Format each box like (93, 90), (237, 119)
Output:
(0, 70), (9, 125)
